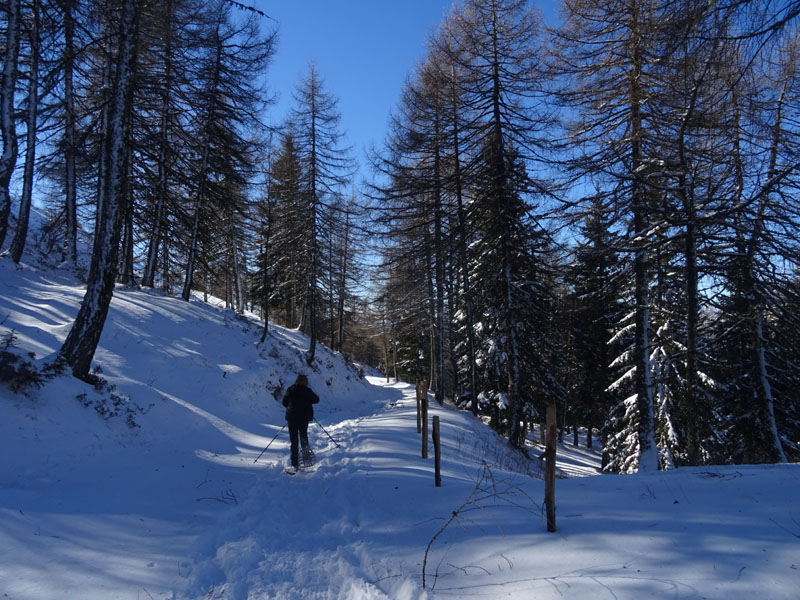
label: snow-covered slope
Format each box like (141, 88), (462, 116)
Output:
(1, 259), (799, 600)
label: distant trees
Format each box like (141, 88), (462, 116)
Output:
(0, 0), (367, 376)
(0, 0), (279, 379)
(564, 198), (623, 456)
(553, 0), (800, 469)
(1, 0), (797, 467)
(375, 0), (799, 467)
(373, 0), (560, 446)
(247, 65), (358, 363)
(261, 131), (308, 329)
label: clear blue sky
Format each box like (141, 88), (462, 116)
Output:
(252, 1), (557, 181)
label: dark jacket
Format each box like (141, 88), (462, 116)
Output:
(282, 383), (320, 424)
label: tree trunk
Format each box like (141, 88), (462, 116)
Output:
(629, 3), (658, 471)
(736, 79), (790, 464)
(260, 197), (273, 342)
(61, 0), (78, 265)
(57, 0), (141, 380)
(433, 108), (446, 405)
(161, 234), (171, 292)
(181, 157), (207, 301)
(182, 25), (222, 302)
(0, 0), (21, 249)
(232, 222), (244, 314)
(10, 0), (40, 264)
(754, 315), (786, 462)
(425, 234), (436, 389)
(328, 231), (336, 348)
(336, 205), (351, 353)
(92, 14), (114, 245)
(142, 0), (174, 288)
(307, 96), (319, 365)
(449, 63), (478, 415)
(677, 88), (702, 465)
(117, 154), (136, 285)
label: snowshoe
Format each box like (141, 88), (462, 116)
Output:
(284, 465), (298, 475)
(300, 448), (316, 469)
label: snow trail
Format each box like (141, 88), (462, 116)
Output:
(185, 379), (437, 600)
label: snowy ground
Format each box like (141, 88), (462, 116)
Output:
(1, 259), (799, 599)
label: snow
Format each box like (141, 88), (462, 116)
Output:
(1, 258), (799, 599)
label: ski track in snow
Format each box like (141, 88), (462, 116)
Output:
(2, 260), (800, 600)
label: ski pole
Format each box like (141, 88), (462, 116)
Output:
(254, 424), (286, 464)
(314, 418), (341, 448)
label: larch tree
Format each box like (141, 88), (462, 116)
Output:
(180, 1), (275, 303)
(9, 0), (42, 263)
(289, 63), (353, 365)
(59, 0), (78, 265)
(56, 0), (141, 380)
(0, 0), (21, 250)
(266, 130), (310, 329)
(712, 21), (800, 464)
(139, 0), (195, 289)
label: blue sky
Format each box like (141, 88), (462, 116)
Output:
(254, 0), (455, 177)
(252, 1), (558, 183)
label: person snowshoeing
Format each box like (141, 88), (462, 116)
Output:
(282, 373), (319, 470)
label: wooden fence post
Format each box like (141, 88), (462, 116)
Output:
(545, 403), (557, 532)
(416, 380), (422, 434)
(421, 382), (429, 459)
(433, 416), (441, 487)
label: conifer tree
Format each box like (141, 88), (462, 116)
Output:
(10, 0), (42, 263)
(57, 0), (141, 380)
(711, 26), (800, 464)
(566, 197), (623, 451)
(289, 64), (353, 364)
(450, 0), (554, 445)
(0, 0), (21, 249)
(267, 131), (310, 327)
(181, 2), (274, 302)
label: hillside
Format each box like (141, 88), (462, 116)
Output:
(1, 259), (799, 600)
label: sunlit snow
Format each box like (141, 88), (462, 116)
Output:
(1, 259), (798, 599)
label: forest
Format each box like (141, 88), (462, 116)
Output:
(1, 0), (799, 473)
